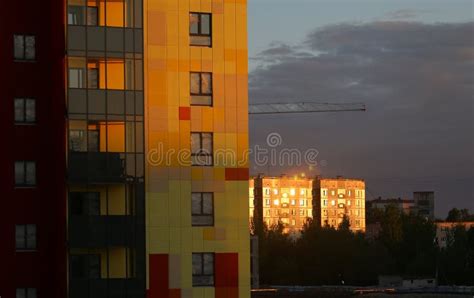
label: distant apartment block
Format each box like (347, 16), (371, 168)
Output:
(368, 191), (435, 220)
(250, 175), (366, 233)
(368, 197), (415, 214)
(312, 176), (366, 232)
(250, 175), (313, 234)
(414, 191), (435, 220)
(435, 221), (474, 248)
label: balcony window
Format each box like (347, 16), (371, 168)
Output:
(69, 57), (139, 90)
(70, 192), (100, 215)
(191, 193), (214, 226)
(190, 13), (211, 46)
(16, 288), (37, 298)
(15, 224), (37, 251)
(14, 98), (36, 124)
(190, 72), (212, 106)
(69, 120), (130, 153)
(14, 35), (35, 61)
(15, 161), (36, 187)
(192, 253), (214, 286)
(68, 0), (138, 27)
(191, 132), (213, 166)
(70, 254), (101, 278)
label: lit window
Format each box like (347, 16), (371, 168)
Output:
(347, 200), (351, 206)
(273, 199), (279, 206)
(331, 200), (335, 206)
(290, 188), (295, 196)
(191, 132), (213, 166)
(299, 199), (305, 206)
(16, 288), (37, 298)
(300, 189), (306, 195)
(190, 13), (212, 46)
(331, 190), (335, 196)
(192, 253), (214, 286)
(15, 161), (36, 187)
(273, 189), (278, 195)
(323, 199), (327, 206)
(190, 72), (212, 106)
(348, 190), (351, 196)
(15, 224), (36, 251)
(191, 193), (214, 226)
(14, 98), (36, 124)
(291, 199), (296, 206)
(14, 35), (35, 61)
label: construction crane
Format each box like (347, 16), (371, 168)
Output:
(249, 102), (366, 115)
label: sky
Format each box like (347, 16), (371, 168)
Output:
(246, 0), (474, 218)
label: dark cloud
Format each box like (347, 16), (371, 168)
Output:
(249, 21), (474, 217)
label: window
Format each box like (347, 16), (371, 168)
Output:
(14, 35), (35, 61)
(299, 199), (306, 206)
(70, 254), (101, 278)
(15, 224), (36, 251)
(273, 189), (278, 195)
(190, 72), (212, 106)
(15, 161), (36, 187)
(290, 189), (296, 196)
(69, 68), (85, 88)
(299, 210), (305, 216)
(192, 193), (214, 226)
(264, 188), (270, 196)
(331, 190), (335, 196)
(14, 98), (36, 124)
(190, 13), (211, 46)
(348, 190), (351, 196)
(323, 199), (327, 207)
(323, 209), (328, 216)
(291, 199), (296, 206)
(264, 199), (270, 206)
(322, 189), (327, 196)
(70, 192), (100, 216)
(191, 132), (213, 166)
(16, 288), (37, 298)
(192, 253), (214, 286)
(331, 200), (335, 206)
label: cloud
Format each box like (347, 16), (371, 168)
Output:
(249, 21), (474, 216)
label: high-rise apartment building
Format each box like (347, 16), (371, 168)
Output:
(1, 1), (249, 297)
(145, 2), (250, 298)
(250, 176), (313, 234)
(312, 176), (366, 232)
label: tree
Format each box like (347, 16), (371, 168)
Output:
(446, 208), (462, 222)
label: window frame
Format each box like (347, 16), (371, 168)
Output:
(14, 98), (36, 125)
(192, 252), (215, 287)
(15, 161), (36, 187)
(15, 224), (37, 251)
(14, 34), (36, 62)
(191, 132), (213, 166)
(190, 72), (213, 106)
(191, 192), (214, 226)
(16, 288), (37, 298)
(189, 13), (212, 47)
